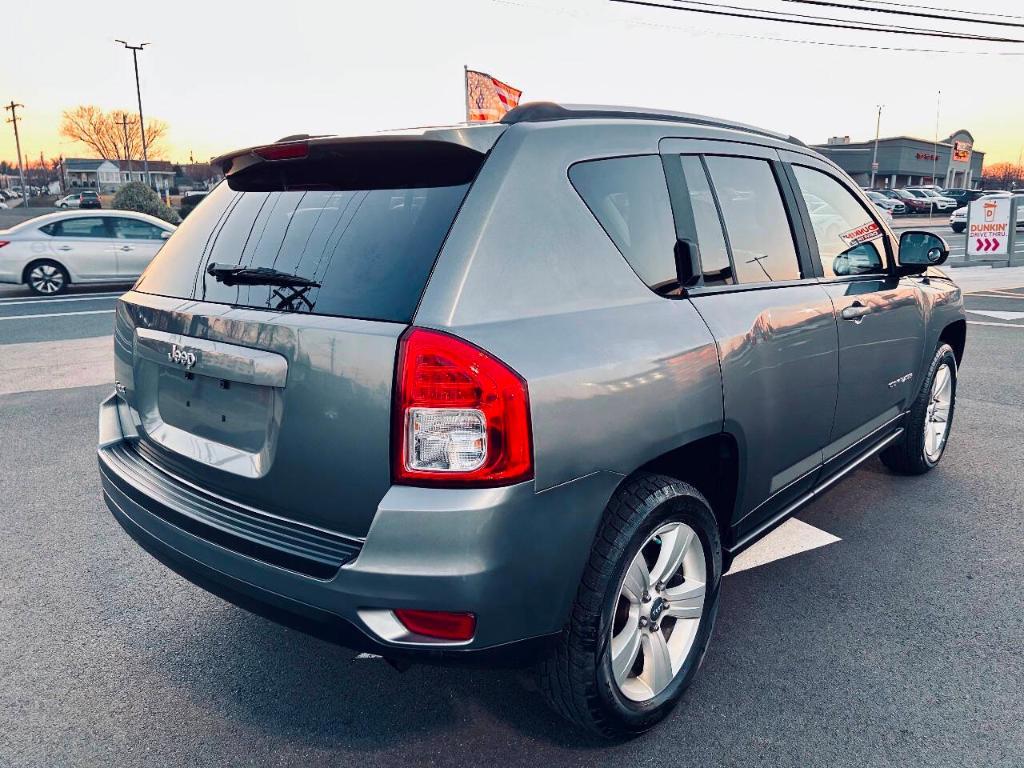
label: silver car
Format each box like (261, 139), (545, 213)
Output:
(0, 210), (175, 294)
(98, 103), (965, 738)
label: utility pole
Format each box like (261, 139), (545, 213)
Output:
(118, 114), (133, 179)
(930, 89), (941, 216)
(932, 90), (941, 187)
(4, 101), (28, 207)
(116, 40), (150, 187)
(870, 104), (883, 190)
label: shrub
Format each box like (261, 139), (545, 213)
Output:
(112, 181), (181, 225)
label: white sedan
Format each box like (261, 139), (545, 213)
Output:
(949, 192), (1024, 234)
(0, 210), (176, 295)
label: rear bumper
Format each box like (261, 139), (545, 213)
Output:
(98, 393), (620, 662)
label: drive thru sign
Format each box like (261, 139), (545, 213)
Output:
(967, 197), (1010, 257)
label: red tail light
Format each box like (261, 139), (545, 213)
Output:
(395, 609), (476, 641)
(0, 241), (9, 248)
(393, 328), (533, 487)
(253, 141), (309, 161)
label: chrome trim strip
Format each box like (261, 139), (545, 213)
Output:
(135, 328), (288, 388)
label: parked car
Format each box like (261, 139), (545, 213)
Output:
(891, 188), (932, 214)
(906, 188), (958, 212)
(177, 190), (209, 219)
(0, 199), (7, 209)
(940, 188), (984, 210)
(0, 209), (175, 294)
(865, 190), (905, 215)
(96, 103), (965, 738)
(56, 192), (97, 209)
(949, 191), (1024, 233)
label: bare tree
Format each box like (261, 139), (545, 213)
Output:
(59, 105), (168, 161)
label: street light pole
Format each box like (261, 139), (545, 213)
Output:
(870, 104), (883, 190)
(116, 40), (150, 188)
(3, 103), (28, 210)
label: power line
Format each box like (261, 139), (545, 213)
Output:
(666, 0), (1022, 39)
(495, 0), (1024, 54)
(867, 0), (1024, 22)
(611, 0), (1024, 43)
(781, 0), (1024, 30)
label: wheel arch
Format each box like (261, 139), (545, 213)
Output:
(939, 319), (966, 366)
(614, 432), (741, 552)
(21, 258), (71, 286)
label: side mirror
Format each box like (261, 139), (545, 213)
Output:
(160, 230), (172, 240)
(898, 230), (948, 274)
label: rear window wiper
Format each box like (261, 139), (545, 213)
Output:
(206, 263), (321, 288)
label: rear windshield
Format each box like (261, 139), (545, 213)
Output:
(135, 170), (473, 323)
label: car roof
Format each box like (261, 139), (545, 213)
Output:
(6, 208), (176, 233)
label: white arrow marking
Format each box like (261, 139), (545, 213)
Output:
(728, 518), (840, 575)
(967, 309), (1024, 321)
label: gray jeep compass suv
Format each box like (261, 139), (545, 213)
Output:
(98, 103), (965, 737)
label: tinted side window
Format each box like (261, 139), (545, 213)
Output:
(704, 156), (800, 284)
(48, 217), (110, 238)
(792, 165), (885, 279)
(111, 217), (167, 240)
(569, 155), (678, 293)
(678, 156), (732, 285)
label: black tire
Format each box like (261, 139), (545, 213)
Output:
(951, 224), (965, 234)
(24, 260), (70, 296)
(538, 473), (722, 738)
(881, 343), (957, 475)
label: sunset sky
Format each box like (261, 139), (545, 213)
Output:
(2, 0), (1022, 167)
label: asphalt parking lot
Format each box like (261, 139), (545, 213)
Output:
(2, 264), (1023, 766)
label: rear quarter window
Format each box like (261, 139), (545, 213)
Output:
(568, 155), (678, 293)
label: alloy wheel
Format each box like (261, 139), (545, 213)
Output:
(610, 521), (707, 702)
(924, 362), (953, 462)
(29, 264), (65, 294)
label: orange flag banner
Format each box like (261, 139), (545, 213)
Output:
(466, 69), (523, 123)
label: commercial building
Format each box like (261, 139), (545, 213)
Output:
(811, 129), (984, 190)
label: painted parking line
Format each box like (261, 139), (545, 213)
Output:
(0, 335), (112, 395)
(727, 518), (841, 575)
(0, 309), (115, 321)
(969, 290), (1024, 299)
(0, 294), (122, 307)
(968, 309), (1024, 321)
(967, 320), (1024, 329)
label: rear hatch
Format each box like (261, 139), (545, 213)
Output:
(114, 131), (498, 539)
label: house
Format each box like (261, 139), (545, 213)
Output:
(62, 158), (121, 191)
(115, 160), (176, 192)
(61, 158), (176, 193)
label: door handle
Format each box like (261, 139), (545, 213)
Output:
(57, 245), (72, 251)
(119, 245), (134, 251)
(840, 302), (870, 322)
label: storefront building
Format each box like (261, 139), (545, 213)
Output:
(811, 129), (984, 190)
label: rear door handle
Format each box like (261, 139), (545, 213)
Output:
(119, 245), (134, 251)
(840, 303), (870, 322)
(57, 245), (72, 251)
